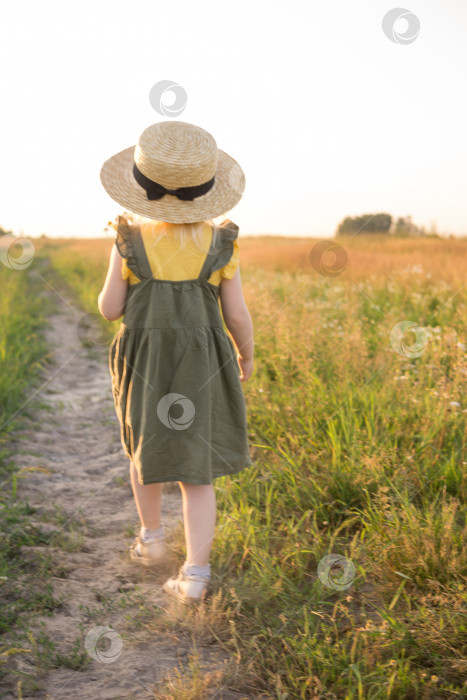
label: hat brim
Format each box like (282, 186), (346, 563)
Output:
(100, 144), (245, 223)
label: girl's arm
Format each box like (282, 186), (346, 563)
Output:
(98, 244), (129, 321)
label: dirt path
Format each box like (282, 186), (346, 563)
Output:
(6, 261), (248, 699)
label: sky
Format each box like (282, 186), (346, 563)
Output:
(0, 0), (466, 239)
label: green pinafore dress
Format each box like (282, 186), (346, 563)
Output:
(109, 217), (254, 486)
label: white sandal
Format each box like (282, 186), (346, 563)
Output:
(162, 565), (210, 604)
(129, 534), (168, 566)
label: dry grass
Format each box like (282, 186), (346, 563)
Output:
(3, 231), (466, 698)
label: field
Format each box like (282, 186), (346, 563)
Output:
(0, 232), (466, 699)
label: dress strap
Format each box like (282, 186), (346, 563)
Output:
(197, 220), (239, 281)
(114, 215), (153, 280)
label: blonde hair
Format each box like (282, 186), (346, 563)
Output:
(122, 211), (225, 255)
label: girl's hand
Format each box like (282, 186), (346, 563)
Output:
(237, 354), (254, 382)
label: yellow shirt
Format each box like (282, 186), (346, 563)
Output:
(121, 222), (240, 286)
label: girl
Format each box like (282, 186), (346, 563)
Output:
(98, 120), (254, 604)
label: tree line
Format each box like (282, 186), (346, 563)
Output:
(335, 214), (438, 237)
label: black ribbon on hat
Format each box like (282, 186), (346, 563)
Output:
(133, 162), (215, 201)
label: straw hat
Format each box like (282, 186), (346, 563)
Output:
(100, 120), (245, 223)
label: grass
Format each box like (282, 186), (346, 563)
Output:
(0, 260), (53, 441)
(0, 258), (71, 690)
(2, 232), (467, 698)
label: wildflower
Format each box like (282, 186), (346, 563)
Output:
(449, 401), (461, 408)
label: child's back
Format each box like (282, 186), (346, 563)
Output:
(106, 214), (254, 488)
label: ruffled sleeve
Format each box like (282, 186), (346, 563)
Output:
(218, 219), (239, 242)
(122, 258), (139, 284)
(110, 214), (141, 281)
(220, 238), (240, 279)
(217, 219), (240, 279)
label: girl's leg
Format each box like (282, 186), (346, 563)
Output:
(178, 482), (216, 566)
(129, 459), (163, 530)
